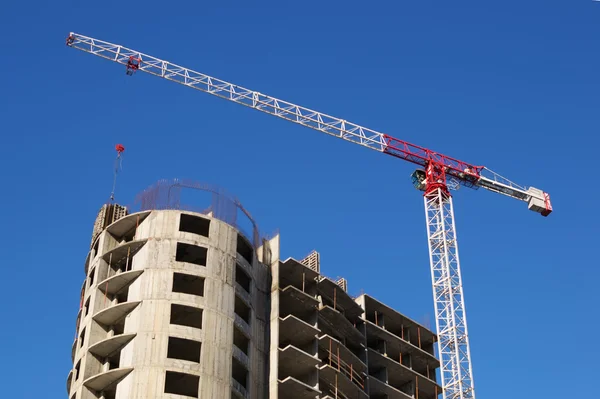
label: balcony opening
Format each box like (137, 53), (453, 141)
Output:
(233, 325), (249, 355)
(108, 257), (130, 276)
(111, 287), (129, 305)
(122, 226), (136, 243)
(170, 304), (203, 329)
(93, 238), (100, 258)
(234, 295), (251, 325)
(235, 264), (251, 293)
(89, 267), (95, 286)
(232, 356), (248, 389)
(79, 328), (86, 348)
(176, 243), (208, 266)
(179, 214), (210, 237)
(98, 317), (125, 337)
(84, 297), (90, 317)
(172, 272), (205, 296)
(236, 235), (253, 265)
(164, 371), (199, 398)
(112, 319), (125, 335)
(167, 336), (202, 363)
(106, 350), (121, 371)
(75, 360), (81, 380)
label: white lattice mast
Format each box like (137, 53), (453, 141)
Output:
(425, 188), (475, 399)
(65, 32), (554, 399)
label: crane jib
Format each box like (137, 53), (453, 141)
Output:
(381, 134), (483, 186)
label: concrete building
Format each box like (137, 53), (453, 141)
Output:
(271, 251), (441, 399)
(67, 181), (440, 399)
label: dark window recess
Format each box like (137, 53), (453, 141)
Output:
(88, 268), (95, 286)
(167, 337), (202, 363)
(79, 328), (86, 348)
(75, 360), (81, 380)
(236, 235), (253, 264)
(179, 214), (210, 237)
(172, 273), (205, 296)
(164, 371), (199, 398)
(84, 297), (90, 317)
(176, 243), (208, 266)
(170, 304), (203, 329)
(114, 286), (129, 304)
(235, 295), (251, 325)
(92, 238), (100, 257)
(233, 326), (249, 355)
(235, 264), (251, 293)
(107, 351), (121, 370)
(113, 319), (125, 336)
(232, 357), (248, 389)
(122, 226), (136, 243)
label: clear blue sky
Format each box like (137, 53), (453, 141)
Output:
(0, 1), (597, 398)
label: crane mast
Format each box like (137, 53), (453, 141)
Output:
(66, 32), (552, 399)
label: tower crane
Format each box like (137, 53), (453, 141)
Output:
(66, 32), (552, 399)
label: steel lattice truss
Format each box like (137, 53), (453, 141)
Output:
(66, 33), (551, 207)
(66, 32), (553, 399)
(425, 189), (475, 399)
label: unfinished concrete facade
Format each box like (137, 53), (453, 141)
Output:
(68, 188), (440, 399)
(67, 205), (270, 399)
(270, 251), (441, 399)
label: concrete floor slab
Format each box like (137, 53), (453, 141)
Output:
(92, 301), (141, 326)
(317, 277), (363, 321)
(318, 305), (364, 348)
(102, 240), (148, 269)
(318, 334), (366, 374)
(83, 367), (133, 391)
(280, 285), (319, 318)
(280, 258), (319, 290)
(279, 345), (320, 378)
(368, 375), (413, 399)
(318, 364), (368, 399)
(278, 376), (321, 399)
(279, 314), (319, 347)
(367, 348), (441, 396)
(66, 369), (73, 393)
(98, 270), (144, 296)
(365, 321), (439, 369)
(88, 333), (136, 357)
(106, 211), (151, 238)
(362, 295), (435, 348)
(71, 337), (77, 362)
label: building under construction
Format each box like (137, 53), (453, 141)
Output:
(67, 179), (441, 399)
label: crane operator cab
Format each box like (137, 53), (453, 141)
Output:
(126, 56), (141, 75)
(411, 169), (427, 191)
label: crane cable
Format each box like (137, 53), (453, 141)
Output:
(110, 144), (125, 202)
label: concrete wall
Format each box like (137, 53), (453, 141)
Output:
(67, 209), (271, 399)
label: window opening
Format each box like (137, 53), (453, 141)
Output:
(235, 264), (251, 293)
(179, 214), (210, 237)
(236, 235), (253, 264)
(170, 304), (203, 329)
(172, 273), (205, 296)
(164, 371), (199, 397)
(176, 243), (208, 266)
(167, 337), (202, 363)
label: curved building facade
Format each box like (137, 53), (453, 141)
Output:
(67, 205), (270, 399)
